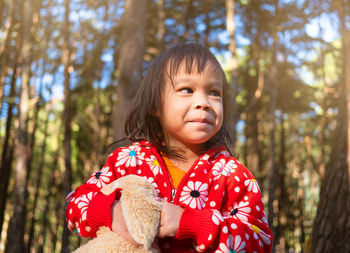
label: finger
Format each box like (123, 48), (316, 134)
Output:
(158, 227), (165, 238)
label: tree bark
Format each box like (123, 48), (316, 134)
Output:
(5, 0), (33, 251)
(37, 147), (59, 253)
(26, 101), (50, 253)
(0, 0), (15, 114)
(225, 0), (239, 152)
(0, 60), (18, 239)
(61, 0), (73, 252)
(111, 0), (148, 142)
(311, 4), (350, 252)
(267, 2), (279, 252)
(157, 0), (166, 51)
(181, 0), (193, 42)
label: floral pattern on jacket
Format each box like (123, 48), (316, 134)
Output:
(65, 141), (272, 252)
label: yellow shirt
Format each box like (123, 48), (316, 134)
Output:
(162, 156), (186, 189)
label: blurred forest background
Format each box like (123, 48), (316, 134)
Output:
(0, 0), (349, 252)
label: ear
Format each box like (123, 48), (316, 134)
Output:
(119, 176), (162, 249)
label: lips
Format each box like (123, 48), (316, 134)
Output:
(188, 117), (214, 124)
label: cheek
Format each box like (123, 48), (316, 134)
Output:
(214, 102), (224, 120)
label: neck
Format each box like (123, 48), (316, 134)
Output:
(166, 140), (204, 172)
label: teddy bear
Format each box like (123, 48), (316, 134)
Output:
(72, 175), (162, 253)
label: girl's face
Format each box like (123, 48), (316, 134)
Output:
(159, 61), (224, 153)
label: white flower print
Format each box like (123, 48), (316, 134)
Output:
(211, 209), (224, 225)
(179, 181), (208, 209)
(74, 192), (97, 221)
(232, 235), (246, 252)
(221, 160), (237, 177)
(249, 224), (272, 246)
(69, 221), (81, 235)
(211, 159), (226, 181)
(223, 201), (251, 222)
(217, 234), (246, 253)
(244, 179), (260, 193)
(87, 166), (112, 188)
(262, 210), (268, 224)
(116, 146), (144, 167)
(202, 154), (210, 160)
(146, 156), (163, 176)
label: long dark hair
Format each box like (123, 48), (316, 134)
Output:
(124, 42), (231, 158)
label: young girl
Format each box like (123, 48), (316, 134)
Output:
(65, 43), (272, 252)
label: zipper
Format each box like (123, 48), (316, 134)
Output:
(171, 189), (176, 202)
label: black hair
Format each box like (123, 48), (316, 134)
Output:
(124, 42), (231, 158)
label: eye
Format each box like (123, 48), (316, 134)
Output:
(179, 88), (193, 94)
(209, 89), (221, 97)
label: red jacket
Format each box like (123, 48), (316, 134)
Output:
(65, 141), (272, 252)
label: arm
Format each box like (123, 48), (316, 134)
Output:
(174, 165), (272, 252)
(65, 152), (119, 237)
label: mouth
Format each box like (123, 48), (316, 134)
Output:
(189, 118), (213, 124)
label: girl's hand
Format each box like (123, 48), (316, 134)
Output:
(158, 202), (184, 238)
(111, 200), (141, 246)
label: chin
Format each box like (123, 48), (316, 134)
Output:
(187, 137), (213, 145)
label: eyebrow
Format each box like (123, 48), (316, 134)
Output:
(174, 77), (223, 87)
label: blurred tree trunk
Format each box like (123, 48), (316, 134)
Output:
(112, 0), (147, 142)
(225, 0), (239, 152)
(25, 61), (43, 181)
(27, 99), (50, 253)
(244, 110), (263, 177)
(276, 114), (289, 249)
(93, 84), (102, 171)
(311, 4), (350, 252)
(157, 0), (165, 51)
(38, 147), (59, 253)
(5, 0), (33, 251)
(203, 0), (212, 47)
(23, 62), (43, 252)
(243, 21), (264, 182)
(267, 1), (279, 252)
(61, 0), (73, 252)
(181, 0), (193, 42)
(0, 0), (15, 114)
(0, 59), (18, 238)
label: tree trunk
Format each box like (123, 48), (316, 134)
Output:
(41, 142), (61, 253)
(5, 0), (33, 251)
(61, 0), (73, 252)
(311, 6), (350, 252)
(181, 0), (193, 42)
(93, 85), (102, 172)
(225, 0), (239, 152)
(203, 0), (212, 47)
(111, 0), (147, 142)
(267, 2), (279, 252)
(0, 59), (18, 239)
(157, 0), (165, 51)
(27, 101), (50, 253)
(276, 114), (289, 249)
(24, 62), (44, 253)
(0, 0), (15, 114)
(243, 35), (264, 182)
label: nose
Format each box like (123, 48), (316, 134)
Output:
(193, 93), (210, 110)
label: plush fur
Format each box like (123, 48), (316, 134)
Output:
(73, 175), (162, 253)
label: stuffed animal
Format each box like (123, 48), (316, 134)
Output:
(73, 175), (162, 253)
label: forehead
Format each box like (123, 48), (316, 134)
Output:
(166, 59), (224, 84)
